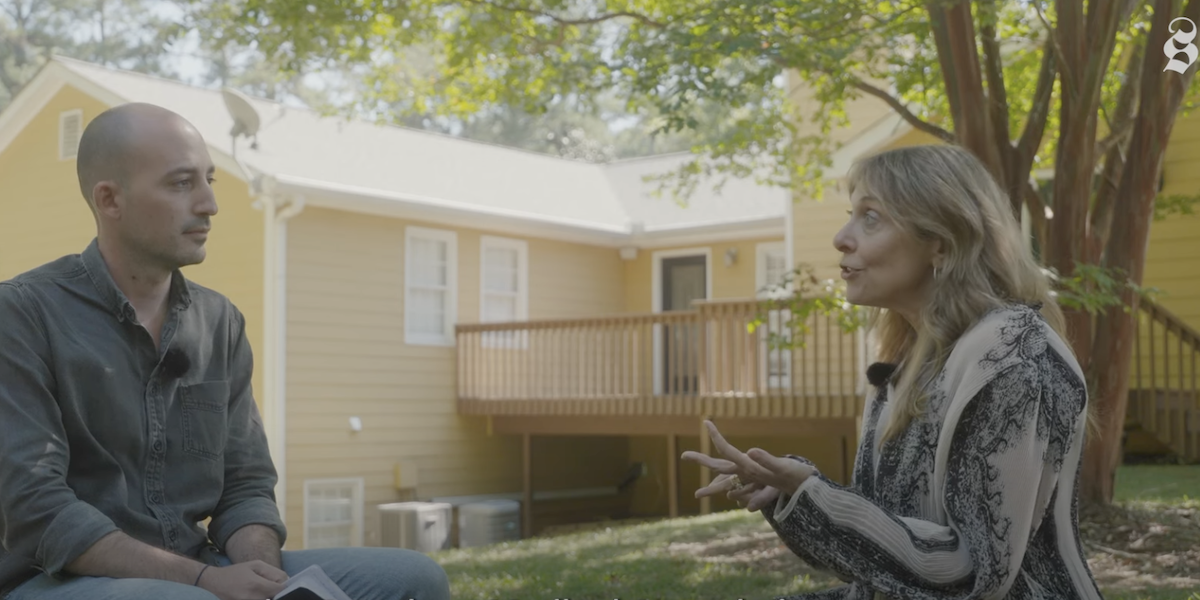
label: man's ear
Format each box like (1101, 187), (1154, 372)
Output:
(92, 180), (123, 220)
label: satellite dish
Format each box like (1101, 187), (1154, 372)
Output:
(221, 87), (261, 153)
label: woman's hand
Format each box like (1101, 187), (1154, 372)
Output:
(727, 480), (782, 512)
(681, 420), (815, 510)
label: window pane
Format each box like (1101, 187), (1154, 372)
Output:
(483, 294), (516, 322)
(484, 247), (518, 292)
(411, 238), (447, 286)
(409, 289), (446, 334)
(765, 251), (787, 287)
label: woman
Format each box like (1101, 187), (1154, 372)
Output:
(682, 145), (1104, 599)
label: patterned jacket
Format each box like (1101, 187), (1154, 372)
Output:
(764, 304), (1104, 599)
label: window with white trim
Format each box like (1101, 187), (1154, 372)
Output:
(756, 242), (790, 298)
(59, 110), (83, 160)
(405, 227), (458, 346)
(756, 242), (792, 389)
(303, 478), (364, 549)
(480, 236), (528, 347)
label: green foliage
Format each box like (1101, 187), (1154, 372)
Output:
(747, 260), (1166, 353)
(1046, 262), (1160, 316)
(748, 264), (869, 351)
(196, 0), (938, 195)
(191, 0), (1200, 208)
(1153, 193), (1200, 221)
(0, 0), (181, 109)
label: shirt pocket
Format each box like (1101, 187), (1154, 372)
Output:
(181, 381), (229, 460)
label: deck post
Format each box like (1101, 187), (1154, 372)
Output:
(522, 434), (533, 538)
(699, 417), (712, 515)
(667, 434), (679, 518)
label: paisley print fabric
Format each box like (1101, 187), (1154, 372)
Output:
(762, 304), (1104, 600)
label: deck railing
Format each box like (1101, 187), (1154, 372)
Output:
(455, 299), (864, 418)
(1130, 299), (1200, 461)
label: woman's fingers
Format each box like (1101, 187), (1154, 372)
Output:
(704, 420), (744, 462)
(705, 421), (777, 481)
(745, 485), (783, 512)
(727, 482), (763, 505)
(747, 448), (816, 495)
(695, 473), (741, 499)
(680, 451), (737, 473)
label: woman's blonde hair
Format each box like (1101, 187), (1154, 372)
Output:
(848, 145), (1066, 443)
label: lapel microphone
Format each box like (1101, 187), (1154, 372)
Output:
(161, 347), (192, 380)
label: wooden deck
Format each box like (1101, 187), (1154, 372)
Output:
(456, 298), (867, 421)
(455, 298), (867, 532)
(1127, 299), (1200, 462)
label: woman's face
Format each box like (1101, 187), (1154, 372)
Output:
(832, 187), (939, 320)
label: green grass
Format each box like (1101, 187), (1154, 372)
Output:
(433, 466), (1200, 599)
(434, 511), (829, 600)
(1114, 465), (1200, 503)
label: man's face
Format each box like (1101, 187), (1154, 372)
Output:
(114, 118), (218, 271)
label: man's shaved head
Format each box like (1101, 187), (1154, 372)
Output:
(76, 103), (192, 209)
(77, 102), (218, 272)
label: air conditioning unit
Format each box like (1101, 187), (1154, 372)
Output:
(378, 502), (452, 552)
(458, 499), (520, 548)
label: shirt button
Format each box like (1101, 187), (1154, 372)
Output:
(153, 440), (164, 453)
(169, 530), (177, 541)
(150, 493), (161, 504)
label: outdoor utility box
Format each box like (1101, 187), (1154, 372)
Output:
(457, 499), (521, 548)
(378, 502), (452, 552)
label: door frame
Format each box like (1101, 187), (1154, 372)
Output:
(651, 248), (712, 396)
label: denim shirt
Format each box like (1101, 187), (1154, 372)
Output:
(0, 239), (286, 590)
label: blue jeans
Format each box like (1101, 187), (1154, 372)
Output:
(4, 547), (450, 600)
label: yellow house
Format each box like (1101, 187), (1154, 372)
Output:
(0, 57), (883, 548)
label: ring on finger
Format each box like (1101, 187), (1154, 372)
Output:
(728, 474), (744, 491)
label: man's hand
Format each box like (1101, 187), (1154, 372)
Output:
(197, 560), (288, 600)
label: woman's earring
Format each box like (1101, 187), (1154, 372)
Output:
(933, 266), (940, 281)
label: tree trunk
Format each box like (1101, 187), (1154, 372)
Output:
(1078, 0), (1199, 505)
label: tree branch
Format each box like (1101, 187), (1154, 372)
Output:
(1024, 181), (1049, 250)
(942, 1), (1005, 178)
(851, 79), (956, 142)
(926, 4), (965, 135)
(1088, 40), (1142, 263)
(463, 0), (667, 29)
(1038, 1), (1077, 103)
(1095, 120), (1135, 158)
(1016, 37), (1056, 168)
(1080, 0), (1124, 118)
(979, 1), (1012, 154)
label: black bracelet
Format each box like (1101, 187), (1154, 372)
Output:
(193, 564), (210, 587)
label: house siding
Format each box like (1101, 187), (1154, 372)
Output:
(622, 237), (786, 314)
(283, 206), (633, 544)
(1133, 107), (1200, 389)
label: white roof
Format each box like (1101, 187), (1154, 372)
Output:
(43, 58), (787, 243)
(604, 153), (788, 234)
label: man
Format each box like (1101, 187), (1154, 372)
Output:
(0, 103), (450, 600)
